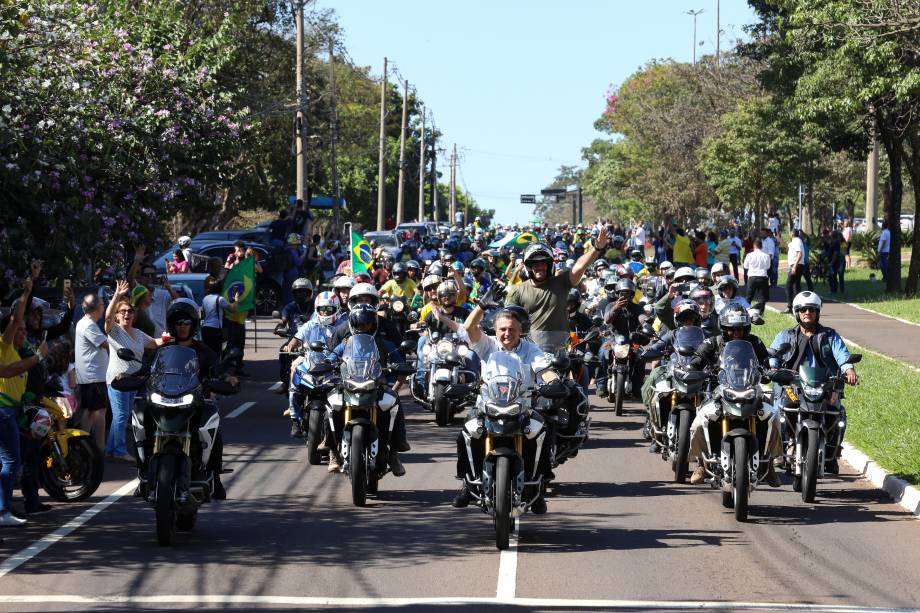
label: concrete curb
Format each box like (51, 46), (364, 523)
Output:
(840, 442), (920, 517)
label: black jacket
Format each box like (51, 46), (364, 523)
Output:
(690, 333), (770, 371)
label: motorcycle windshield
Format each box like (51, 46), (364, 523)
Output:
(149, 345), (200, 396)
(798, 364), (829, 386)
(718, 340), (760, 391)
(672, 326), (705, 366)
(481, 351), (526, 406)
(341, 334), (381, 382)
(304, 324), (333, 366)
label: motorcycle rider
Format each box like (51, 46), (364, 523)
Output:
(379, 262), (417, 298)
(469, 258), (492, 299)
(282, 291), (339, 438)
(597, 278), (646, 400)
(640, 299), (702, 421)
(330, 276), (355, 324)
(686, 304), (782, 487)
(653, 266), (696, 331)
(278, 278), (315, 334)
(769, 291), (858, 473)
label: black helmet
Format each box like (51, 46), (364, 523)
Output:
(406, 260), (420, 273)
(629, 249), (643, 261)
(392, 262), (408, 282)
(426, 261), (445, 278)
(348, 303), (378, 336)
(496, 305), (530, 335)
(690, 286), (715, 310)
(615, 278), (636, 297)
(567, 288), (582, 308)
(522, 242), (554, 266)
(719, 304), (751, 338)
(694, 267), (712, 286)
(470, 257), (486, 271)
(166, 298), (200, 339)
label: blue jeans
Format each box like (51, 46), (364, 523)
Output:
(106, 386), (136, 457)
(0, 405), (22, 514)
(879, 252), (889, 282)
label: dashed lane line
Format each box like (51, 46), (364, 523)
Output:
(226, 401), (256, 418)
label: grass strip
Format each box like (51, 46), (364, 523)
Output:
(754, 308), (920, 485)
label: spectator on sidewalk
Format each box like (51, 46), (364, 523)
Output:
(761, 229), (778, 286)
(827, 230), (845, 294)
(693, 231), (709, 268)
(671, 226), (694, 268)
(166, 250), (190, 275)
(129, 260), (178, 337)
(743, 239), (772, 315)
(784, 229), (805, 313)
(801, 233), (814, 291)
(75, 294), (109, 452)
(842, 221), (853, 268)
(223, 242), (262, 377)
(878, 221), (891, 283)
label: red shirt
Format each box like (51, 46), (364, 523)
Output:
(693, 243), (708, 267)
(371, 268), (389, 286)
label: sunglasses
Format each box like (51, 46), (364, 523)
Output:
(175, 319), (193, 326)
(317, 307), (336, 315)
(118, 309), (135, 315)
(797, 307), (818, 313)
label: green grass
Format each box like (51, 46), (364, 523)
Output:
(777, 266), (920, 324)
(756, 308), (920, 486)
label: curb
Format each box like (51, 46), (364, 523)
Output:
(764, 304), (920, 517)
(840, 442), (920, 517)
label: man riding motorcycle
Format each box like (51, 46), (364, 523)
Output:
(379, 262), (417, 299)
(279, 278), (315, 333)
(597, 278), (646, 400)
(640, 299), (702, 417)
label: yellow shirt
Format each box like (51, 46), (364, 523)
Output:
(673, 234), (693, 264)
(379, 278), (417, 299)
(0, 338), (27, 407)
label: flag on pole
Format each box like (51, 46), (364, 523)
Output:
(223, 256), (256, 316)
(350, 228), (373, 274)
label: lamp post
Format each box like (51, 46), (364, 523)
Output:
(686, 8), (704, 65)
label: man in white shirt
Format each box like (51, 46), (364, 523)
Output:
(75, 295), (110, 451)
(784, 229), (805, 313)
(878, 221), (891, 282)
(768, 213), (780, 235)
(743, 239), (772, 314)
(761, 229), (778, 286)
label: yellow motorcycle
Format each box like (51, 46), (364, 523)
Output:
(36, 394), (104, 502)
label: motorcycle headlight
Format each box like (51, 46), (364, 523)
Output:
(802, 383), (825, 401)
(392, 301), (405, 313)
(724, 388), (755, 402)
(486, 403), (521, 417)
(346, 380), (376, 392)
(613, 344), (630, 359)
(457, 344), (469, 358)
(436, 340), (453, 355)
(150, 392), (194, 407)
(422, 344), (432, 357)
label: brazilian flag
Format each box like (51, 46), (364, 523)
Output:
(223, 256), (255, 314)
(351, 229), (373, 274)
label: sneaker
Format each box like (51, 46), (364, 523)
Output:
(397, 440), (411, 453)
(290, 420), (303, 439)
(452, 485), (471, 508)
(764, 464), (782, 488)
(0, 512), (26, 526)
(531, 496), (547, 515)
(327, 455), (341, 473)
(690, 466), (706, 484)
(282, 408), (291, 417)
(389, 451), (406, 477)
(212, 479), (227, 500)
(24, 503), (52, 515)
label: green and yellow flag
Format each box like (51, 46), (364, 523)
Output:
(350, 229), (373, 274)
(223, 256), (256, 317)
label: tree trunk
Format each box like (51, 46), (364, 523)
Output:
(878, 125), (903, 294)
(903, 131), (920, 295)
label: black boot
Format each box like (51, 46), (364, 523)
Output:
(212, 477), (227, 500)
(452, 485), (471, 508)
(290, 420), (304, 439)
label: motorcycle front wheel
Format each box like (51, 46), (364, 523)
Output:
(802, 428), (820, 503)
(733, 437), (749, 522)
(673, 408), (692, 483)
(614, 372), (626, 416)
(40, 436), (104, 502)
(350, 425), (368, 507)
(494, 456), (512, 550)
(434, 393), (451, 427)
(306, 409), (323, 466)
(155, 456), (178, 546)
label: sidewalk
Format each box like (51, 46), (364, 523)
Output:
(767, 285), (920, 368)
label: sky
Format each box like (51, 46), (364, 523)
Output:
(312, 1), (760, 226)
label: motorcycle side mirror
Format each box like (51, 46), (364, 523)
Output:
(308, 361), (334, 376)
(207, 379), (239, 395)
(116, 348), (140, 362)
(271, 310), (281, 319)
(551, 355), (571, 371)
(111, 374), (144, 392)
(768, 368), (795, 385)
(539, 379), (569, 399)
(443, 384), (472, 399)
(399, 339), (416, 353)
(845, 353), (862, 365)
(273, 327), (289, 338)
(407, 311), (420, 323)
(388, 362), (416, 377)
(309, 341), (327, 352)
(676, 345), (695, 357)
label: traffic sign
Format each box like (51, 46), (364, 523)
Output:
(520, 194), (536, 204)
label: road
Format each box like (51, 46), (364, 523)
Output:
(0, 328), (918, 612)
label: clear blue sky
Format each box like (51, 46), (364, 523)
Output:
(312, 1), (758, 225)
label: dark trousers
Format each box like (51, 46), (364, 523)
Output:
(223, 318), (245, 369)
(729, 253), (740, 279)
(201, 326), (223, 358)
(801, 263), (814, 291)
(746, 276), (770, 313)
(828, 263), (845, 294)
(879, 252), (889, 282)
(19, 436), (41, 510)
(786, 267), (802, 309)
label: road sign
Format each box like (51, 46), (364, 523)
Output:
(540, 188), (566, 196)
(520, 194), (536, 204)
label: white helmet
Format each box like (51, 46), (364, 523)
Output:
(792, 291), (822, 322)
(314, 291), (340, 326)
(348, 282), (379, 308)
(177, 235), (192, 248)
(673, 266), (695, 282)
(332, 275), (355, 290)
(711, 262), (727, 276)
(292, 278), (313, 292)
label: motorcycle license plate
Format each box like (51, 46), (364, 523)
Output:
(434, 368), (452, 383)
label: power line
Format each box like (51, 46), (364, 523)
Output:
(459, 147), (575, 164)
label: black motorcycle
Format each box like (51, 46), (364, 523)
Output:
(602, 327), (650, 416)
(414, 329), (479, 426)
(113, 346), (238, 546)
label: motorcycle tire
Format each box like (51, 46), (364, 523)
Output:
(306, 410), (323, 466)
(614, 372), (626, 417)
(673, 408), (692, 484)
(494, 456), (512, 551)
(733, 437), (749, 522)
(40, 436), (104, 502)
(155, 456), (177, 546)
(176, 511), (197, 532)
(802, 428), (820, 503)
(350, 425), (368, 507)
(434, 394), (451, 427)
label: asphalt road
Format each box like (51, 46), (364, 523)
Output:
(0, 329), (918, 612)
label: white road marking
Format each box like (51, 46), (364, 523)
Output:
(0, 595), (914, 611)
(0, 479), (138, 579)
(268, 381), (283, 392)
(227, 401), (256, 418)
(496, 517), (519, 600)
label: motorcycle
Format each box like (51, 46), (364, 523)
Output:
(113, 345), (238, 546)
(645, 326), (709, 482)
(772, 353), (861, 503)
(602, 326), (650, 416)
(311, 334), (415, 506)
(273, 310), (310, 393)
(543, 331), (600, 466)
(288, 325), (337, 464)
(414, 328), (479, 426)
(696, 340), (784, 521)
(453, 351), (568, 550)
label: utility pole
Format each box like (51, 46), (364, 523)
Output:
(715, 0), (720, 63)
(577, 187), (583, 224)
(866, 117), (879, 227)
(376, 57), (387, 231)
(570, 191), (577, 226)
(686, 9), (704, 65)
(431, 137), (439, 223)
(294, 0), (306, 206)
(395, 79), (409, 226)
(449, 143), (457, 224)
(328, 39), (341, 234)
(418, 106), (425, 222)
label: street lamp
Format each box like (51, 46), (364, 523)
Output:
(686, 8), (704, 65)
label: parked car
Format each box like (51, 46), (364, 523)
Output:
(901, 214), (914, 232)
(364, 231), (403, 261)
(395, 222), (439, 240)
(193, 227), (273, 244)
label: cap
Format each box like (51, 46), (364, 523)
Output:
(131, 285), (149, 305)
